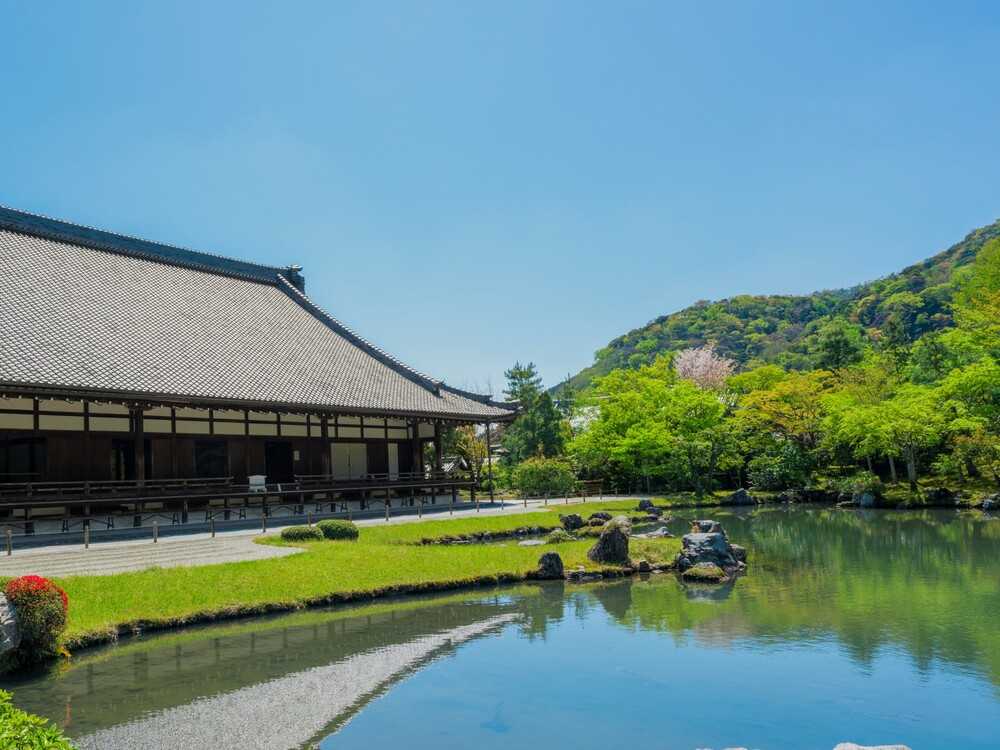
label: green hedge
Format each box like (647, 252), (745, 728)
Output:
(510, 457), (577, 497)
(280, 525), (324, 542)
(316, 519), (360, 540)
(0, 690), (75, 749)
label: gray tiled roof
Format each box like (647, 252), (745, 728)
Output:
(0, 210), (514, 421)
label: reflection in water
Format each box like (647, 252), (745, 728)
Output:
(2, 507), (999, 750)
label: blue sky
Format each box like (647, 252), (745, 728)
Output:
(2, 2), (998, 392)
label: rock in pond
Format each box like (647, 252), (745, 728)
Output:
(723, 488), (755, 505)
(674, 520), (744, 580)
(681, 562), (726, 581)
(560, 513), (585, 531)
(589, 511), (612, 522)
(691, 519), (724, 535)
(587, 523), (630, 564)
(983, 494), (1000, 512)
(536, 552), (565, 580)
(0, 594), (20, 655)
(636, 559), (651, 573)
(636, 499), (658, 513)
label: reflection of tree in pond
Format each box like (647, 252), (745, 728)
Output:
(589, 580), (633, 621)
(594, 508), (1000, 688)
(517, 581), (566, 639)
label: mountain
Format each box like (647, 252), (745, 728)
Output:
(559, 219), (1000, 392)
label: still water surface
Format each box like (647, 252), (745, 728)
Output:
(4, 506), (1000, 749)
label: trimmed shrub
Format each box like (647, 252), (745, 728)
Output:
(747, 443), (811, 491)
(280, 525), (324, 542)
(4, 575), (68, 661)
(510, 458), (577, 498)
(316, 519), (360, 541)
(0, 690), (75, 749)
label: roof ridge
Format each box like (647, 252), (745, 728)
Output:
(274, 275), (446, 395)
(0, 204), (288, 284)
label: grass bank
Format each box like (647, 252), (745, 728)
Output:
(43, 501), (680, 650)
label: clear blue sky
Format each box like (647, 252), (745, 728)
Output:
(2, 2), (998, 393)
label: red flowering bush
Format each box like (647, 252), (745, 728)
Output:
(4, 575), (68, 659)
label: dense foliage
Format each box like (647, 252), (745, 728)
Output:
(499, 362), (567, 463)
(3, 576), (68, 663)
(510, 457), (577, 497)
(561, 235), (1000, 496)
(561, 220), (1000, 392)
(0, 691), (75, 750)
(316, 520), (359, 540)
(280, 525), (324, 542)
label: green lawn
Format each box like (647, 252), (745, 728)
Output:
(52, 502), (680, 649)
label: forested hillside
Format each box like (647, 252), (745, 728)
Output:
(561, 219), (1000, 391)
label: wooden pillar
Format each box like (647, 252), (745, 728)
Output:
(132, 406), (146, 483)
(320, 416), (331, 476)
(433, 422), (443, 473)
(410, 420), (422, 476)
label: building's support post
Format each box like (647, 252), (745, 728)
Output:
(433, 422), (443, 473)
(320, 415), (331, 476)
(132, 405), (146, 528)
(132, 406), (146, 483)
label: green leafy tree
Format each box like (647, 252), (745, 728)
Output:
(815, 319), (865, 370)
(955, 238), (1000, 355)
(501, 362), (566, 463)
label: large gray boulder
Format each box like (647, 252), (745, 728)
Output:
(559, 513), (585, 531)
(675, 532), (738, 571)
(587, 523), (630, 564)
(674, 520), (745, 578)
(637, 499), (657, 513)
(0, 593), (20, 655)
(723, 488), (755, 505)
(536, 552), (565, 579)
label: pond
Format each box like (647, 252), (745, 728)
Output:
(3, 506), (1000, 749)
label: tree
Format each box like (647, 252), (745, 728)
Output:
(879, 385), (946, 491)
(815, 319), (865, 370)
(451, 425), (488, 485)
(955, 238), (1000, 355)
(500, 362), (566, 463)
(672, 344), (735, 390)
(568, 356), (738, 497)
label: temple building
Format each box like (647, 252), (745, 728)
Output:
(0, 206), (514, 528)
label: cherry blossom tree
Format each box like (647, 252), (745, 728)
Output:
(673, 345), (735, 390)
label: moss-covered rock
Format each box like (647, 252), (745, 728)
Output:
(681, 562), (726, 581)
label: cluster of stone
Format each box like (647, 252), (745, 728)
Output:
(0, 593), (20, 655)
(674, 519), (746, 582)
